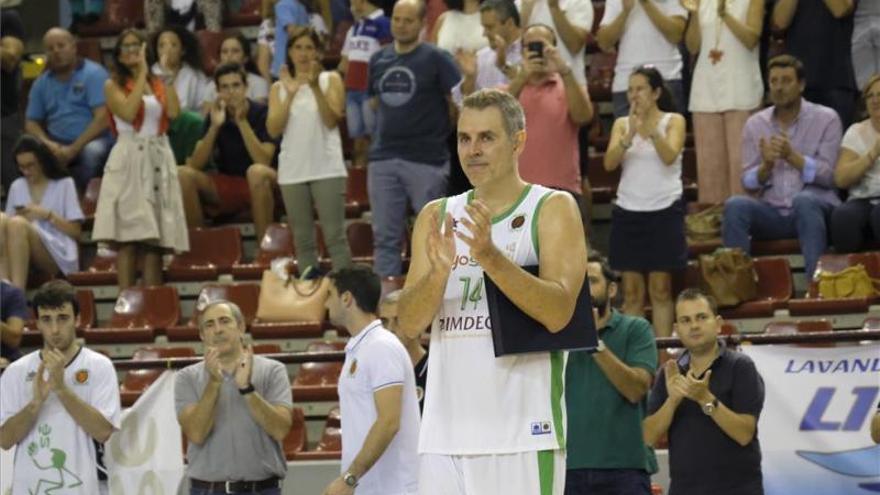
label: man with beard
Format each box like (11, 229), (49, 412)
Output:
(722, 54), (842, 279)
(0, 280), (121, 495)
(564, 250), (658, 494)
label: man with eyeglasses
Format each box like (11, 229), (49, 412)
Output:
(178, 62), (279, 241)
(643, 288), (766, 495)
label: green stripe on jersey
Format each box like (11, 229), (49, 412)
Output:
(550, 350), (565, 448)
(537, 449), (555, 495)
(531, 190), (554, 257)
(465, 185), (534, 224)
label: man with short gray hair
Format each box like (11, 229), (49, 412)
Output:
(174, 300), (293, 494)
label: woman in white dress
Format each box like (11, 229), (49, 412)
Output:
(267, 27), (352, 276)
(95, 29), (189, 288)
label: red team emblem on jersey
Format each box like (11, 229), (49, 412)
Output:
(510, 214), (526, 231)
(75, 369), (89, 384)
(350, 359), (358, 376)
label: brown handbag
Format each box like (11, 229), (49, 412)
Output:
(256, 269), (330, 322)
(686, 204), (724, 242)
(816, 264), (880, 299)
(698, 248), (758, 307)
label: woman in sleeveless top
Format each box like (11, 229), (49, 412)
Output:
(94, 29), (189, 288)
(267, 28), (352, 277)
(431, 0), (489, 54)
(604, 66), (687, 338)
(684, 0), (764, 203)
(0, 135), (84, 289)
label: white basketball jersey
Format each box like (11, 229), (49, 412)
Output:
(419, 185), (567, 455)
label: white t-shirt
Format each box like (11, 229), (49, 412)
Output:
(616, 112), (683, 211)
(841, 120), (880, 199)
(436, 10), (490, 53)
(0, 347), (121, 495)
(517, 0), (593, 85)
(420, 185), (567, 455)
(276, 71), (348, 185)
(600, 0), (686, 93)
(339, 321), (420, 495)
(152, 63), (209, 113)
(202, 72), (271, 105)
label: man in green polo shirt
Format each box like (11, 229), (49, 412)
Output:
(565, 250), (658, 494)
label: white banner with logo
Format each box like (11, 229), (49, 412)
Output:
(105, 371), (185, 495)
(743, 344), (880, 494)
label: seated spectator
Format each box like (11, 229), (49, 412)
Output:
(0, 135), (84, 290)
(267, 28), (352, 276)
(339, 0), (391, 168)
(1, 7), (24, 192)
(596, 0), (687, 117)
(94, 29), (189, 289)
(683, 0), (764, 204)
(831, 74), (880, 254)
(145, 0), (223, 32)
(852, 1), (880, 91)
(506, 24), (593, 235)
(643, 288), (765, 495)
(722, 55), (842, 279)
(271, 0), (311, 78)
(380, 289), (428, 413)
(181, 62), (279, 242)
(452, 0), (523, 102)
(1, 280), (27, 365)
(200, 33), (270, 113)
(431, 0), (488, 53)
(151, 25), (209, 113)
(604, 66), (686, 337)
(772, 0), (857, 127)
(24, 27), (112, 191)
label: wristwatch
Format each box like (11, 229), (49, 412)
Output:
(238, 383), (255, 395)
(701, 398), (719, 416)
(342, 472), (358, 487)
(595, 339), (607, 353)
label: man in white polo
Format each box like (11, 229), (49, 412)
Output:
(322, 265), (420, 495)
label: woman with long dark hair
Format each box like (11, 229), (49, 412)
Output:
(93, 29), (189, 288)
(151, 25), (208, 112)
(267, 28), (351, 276)
(604, 66), (687, 337)
(200, 32), (270, 112)
(0, 135), (84, 289)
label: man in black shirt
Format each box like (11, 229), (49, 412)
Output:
(178, 62), (278, 241)
(644, 288), (765, 495)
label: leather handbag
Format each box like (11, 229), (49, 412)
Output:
(816, 264), (880, 299)
(256, 267), (330, 322)
(698, 248), (758, 307)
(686, 204), (724, 242)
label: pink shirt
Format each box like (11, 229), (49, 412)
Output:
(516, 74), (582, 195)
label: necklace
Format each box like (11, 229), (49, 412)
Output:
(709, 0), (726, 65)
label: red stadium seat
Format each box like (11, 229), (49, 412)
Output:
(232, 223), (295, 279)
(326, 406), (341, 427)
(166, 227), (243, 282)
(120, 346), (196, 406)
(380, 276), (406, 300)
(719, 257), (793, 319)
(345, 167), (369, 218)
(764, 319), (834, 347)
(291, 341), (345, 402)
(166, 282), (260, 341)
(864, 317), (880, 331)
(68, 248), (118, 286)
(196, 30), (227, 77)
(76, 38), (102, 64)
(295, 423), (342, 460)
(224, 0), (262, 27)
(283, 407), (307, 460)
(252, 343), (282, 354)
(788, 252), (880, 316)
(76, 0), (144, 37)
(84, 286), (181, 343)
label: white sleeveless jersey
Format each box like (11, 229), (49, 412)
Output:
(419, 184), (567, 455)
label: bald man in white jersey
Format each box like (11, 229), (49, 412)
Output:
(398, 88), (588, 495)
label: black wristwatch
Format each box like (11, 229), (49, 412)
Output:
(238, 383), (255, 395)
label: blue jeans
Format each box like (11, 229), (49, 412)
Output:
(722, 193), (834, 278)
(368, 157), (449, 276)
(191, 489), (280, 495)
(64, 134), (113, 190)
(564, 468), (651, 495)
(612, 79), (686, 118)
(346, 90), (376, 138)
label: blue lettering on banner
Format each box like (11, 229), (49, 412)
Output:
(800, 386), (879, 432)
(784, 358), (880, 374)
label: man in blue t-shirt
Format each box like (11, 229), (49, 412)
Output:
(367, 0), (461, 277)
(24, 27), (111, 190)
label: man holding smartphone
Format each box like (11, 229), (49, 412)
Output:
(506, 24), (593, 216)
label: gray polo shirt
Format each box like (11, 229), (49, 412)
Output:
(175, 355), (293, 481)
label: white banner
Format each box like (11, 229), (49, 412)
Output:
(105, 371), (185, 495)
(743, 344), (880, 494)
